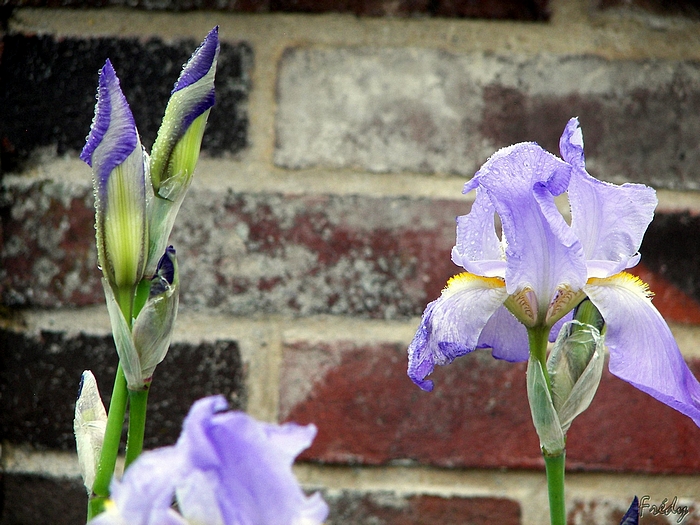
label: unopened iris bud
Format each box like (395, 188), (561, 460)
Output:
(81, 59), (148, 300)
(74, 371), (108, 494)
(132, 246), (179, 385)
(527, 306), (605, 456)
(103, 247), (179, 390)
(147, 27), (219, 274)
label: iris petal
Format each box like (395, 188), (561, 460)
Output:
(408, 273), (508, 391)
(585, 273), (700, 426)
(477, 305), (529, 362)
(452, 188), (505, 277)
(562, 118), (657, 277)
(466, 142), (587, 308)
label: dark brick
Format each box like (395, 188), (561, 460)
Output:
(324, 491), (522, 525)
(0, 473), (85, 525)
(0, 328), (245, 450)
(282, 341), (700, 473)
(0, 0), (550, 19)
(0, 33), (250, 171)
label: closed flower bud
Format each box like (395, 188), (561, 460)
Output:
(147, 27), (219, 275)
(74, 371), (108, 494)
(81, 59), (148, 299)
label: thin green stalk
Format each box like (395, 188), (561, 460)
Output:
(124, 384), (150, 469)
(527, 326), (551, 388)
(88, 364), (128, 520)
(544, 451), (567, 525)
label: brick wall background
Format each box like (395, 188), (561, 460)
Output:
(2, 0), (700, 523)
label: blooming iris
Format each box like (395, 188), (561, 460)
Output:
(89, 396), (329, 525)
(408, 118), (700, 426)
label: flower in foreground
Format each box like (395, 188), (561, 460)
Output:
(408, 117), (700, 426)
(89, 396), (329, 525)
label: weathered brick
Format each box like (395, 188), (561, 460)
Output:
(0, 33), (250, 171)
(0, 473), (85, 525)
(0, 328), (244, 450)
(275, 50), (700, 189)
(324, 491), (522, 525)
(569, 497), (700, 525)
(0, 181), (463, 317)
(594, 0), (700, 20)
(281, 341), (700, 473)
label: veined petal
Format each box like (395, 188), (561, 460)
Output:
(451, 188), (505, 277)
(585, 273), (700, 426)
(476, 305), (529, 362)
(562, 118), (657, 276)
(465, 142), (587, 314)
(407, 272), (508, 391)
(177, 396), (329, 525)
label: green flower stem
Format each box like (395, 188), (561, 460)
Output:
(124, 384), (150, 469)
(544, 451), (567, 525)
(527, 326), (551, 389)
(88, 363), (128, 520)
(527, 325), (567, 525)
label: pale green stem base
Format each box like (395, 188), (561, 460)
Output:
(544, 451), (567, 525)
(125, 385), (150, 469)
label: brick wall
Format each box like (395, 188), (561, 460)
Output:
(2, 0), (700, 523)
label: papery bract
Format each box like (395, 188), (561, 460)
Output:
(74, 371), (108, 494)
(408, 117), (700, 427)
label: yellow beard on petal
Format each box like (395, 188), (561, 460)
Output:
(587, 272), (654, 300)
(443, 272), (506, 296)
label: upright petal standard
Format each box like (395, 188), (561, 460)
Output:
(408, 117), (700, 427)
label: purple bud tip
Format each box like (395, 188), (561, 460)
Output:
(172, 26), (219, 94)
(150, 246), (176, 296)
(80, 60), (138, 191)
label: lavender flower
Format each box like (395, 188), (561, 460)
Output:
(408, 118), (700, 427)
(89, 396), (329, 525)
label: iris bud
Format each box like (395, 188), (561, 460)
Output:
(146, 27), (219, 275)
(74, 371), (107, 494)
(81, 60), (148, 301)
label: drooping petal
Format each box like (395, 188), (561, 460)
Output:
(585, 273), (700, 426)
(176, 396), (329, 525)
(451, 188), (506, 277)
(465, 142), (587, 314)
(561, 118), (657, 278)
(407, 272), (509, 391)
(476, 305), (529, 362)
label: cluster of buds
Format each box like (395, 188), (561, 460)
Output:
(74, 28), (219, 495)
(79, 27), (219, 390)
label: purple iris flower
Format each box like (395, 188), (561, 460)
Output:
(89, 396), (329, 525)
(408, 117), (700, 427)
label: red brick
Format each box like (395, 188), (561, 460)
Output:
(325, 491), (521, 525)
(281, 341), (700, 473)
